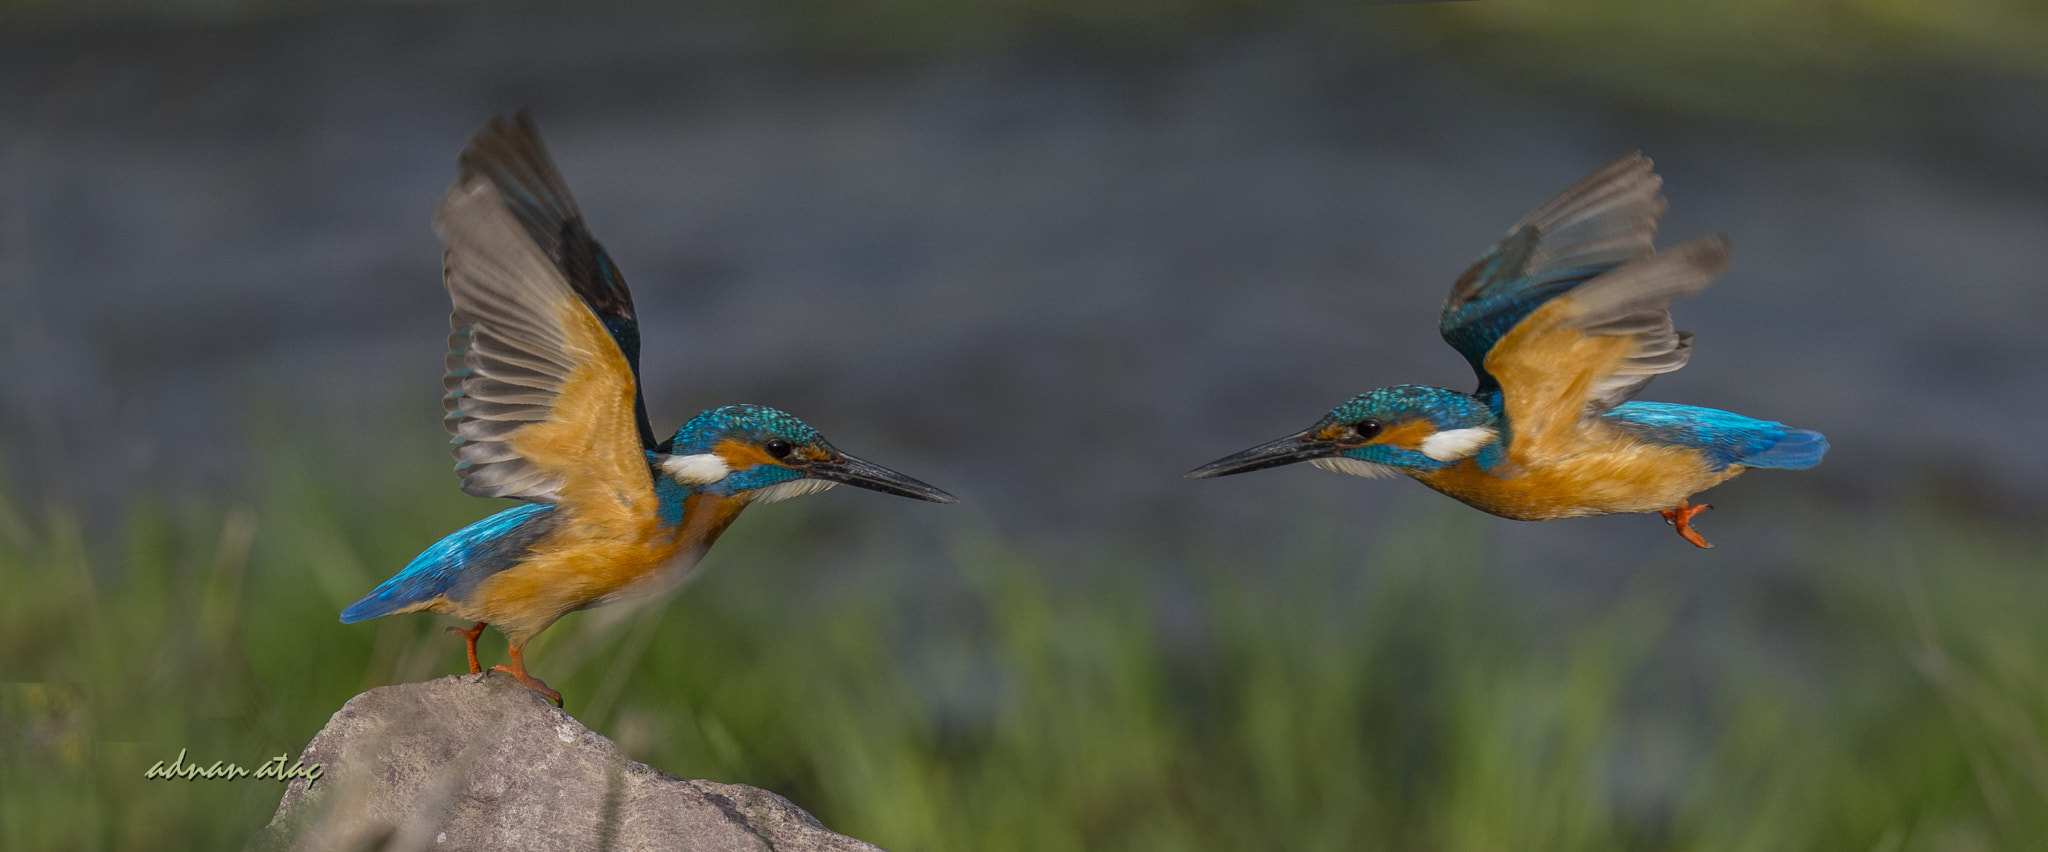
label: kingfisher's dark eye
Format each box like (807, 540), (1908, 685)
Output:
(764, 439), (793, 459)
(1353, 419), (1382, 440)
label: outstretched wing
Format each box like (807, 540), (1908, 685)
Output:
(437, 122), (656, 518)
(1440, 153), (1668, 399)
(1482, 237), (1729, 463)
(451, 112), (659, 452)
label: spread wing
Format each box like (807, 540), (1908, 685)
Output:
(436, 119), (656, 517)
(1482, 237), (1729, 463)
(451, 112), (658, 452)
(1439, 153), (1668, 400)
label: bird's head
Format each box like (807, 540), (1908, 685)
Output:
(1187, 385), (1500, 480)
(657, 404), (954, 504)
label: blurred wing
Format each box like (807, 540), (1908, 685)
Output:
(437, 156), (656, 519)
(1440, 153), (1668, 396)
(454, 112), (659, 452)
(1483, 238), (1728, 462)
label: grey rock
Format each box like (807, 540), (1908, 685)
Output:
(254, 675), (883, 852)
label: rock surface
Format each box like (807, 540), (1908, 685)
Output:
(254, 675), (883, 852)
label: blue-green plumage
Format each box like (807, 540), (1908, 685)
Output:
(667, 404), (824, 454)
(652, 471), (693, 527)
(709, 464), (806, 496)
(1602, 402), (1828, 471)
(1440, 220), (1639, 400)
(1443, 273), (1609, 397)
(1327, 386), (1494, 425)
(1326, 386), (1505, 471)
(341, 502), (561, 623)
(664, 405), (875, 499)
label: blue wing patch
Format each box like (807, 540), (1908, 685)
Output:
(1441, 261), (1613, 392)
(340, 502), (559, 623)
(1602, 402), (1828, 471)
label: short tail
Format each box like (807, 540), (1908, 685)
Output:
(1739, 428), (1828, 470)
(340, 591), (403, 624)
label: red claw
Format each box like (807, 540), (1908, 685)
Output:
(489, 643), (563, 707)
(1660, 500), (1715, 549)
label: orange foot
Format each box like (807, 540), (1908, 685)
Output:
(489, 644), (563, 707)
(1660, 500), (1715, 549)
(446, 621), (488, 674)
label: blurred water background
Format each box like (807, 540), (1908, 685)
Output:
(3, 1), (2047, 848)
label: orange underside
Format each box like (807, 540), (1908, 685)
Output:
(451, 491), (750, 644)
(1412, 433), (1744, 521)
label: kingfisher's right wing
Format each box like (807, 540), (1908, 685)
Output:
(436, 117), (656, 520)
(1439, 153), (1668, 401)
(1481, 237), (1729, 465)
(450, 112), (659, 453)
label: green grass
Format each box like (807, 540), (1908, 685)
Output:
(4, 445), (2047, 849)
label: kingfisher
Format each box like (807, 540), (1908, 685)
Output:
(341, 113), (954, 706)
(1187, 153), (1826, 548)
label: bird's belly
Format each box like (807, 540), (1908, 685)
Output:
(590, 543), (709, 608)
(1413, 442), (1742, 521)
(458, 529), (691, 643)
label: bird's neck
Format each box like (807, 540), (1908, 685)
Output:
(653, 475), (693, 527)
(652, 474), (752, 550)
(1420, 387), (1510, 472)
(1474, 387), (1506, 419)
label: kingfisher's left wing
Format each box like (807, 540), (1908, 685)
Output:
(435, 126), (657, 522)
(1440, 153), (1668, 401)
(1482, 237), (1728, 463)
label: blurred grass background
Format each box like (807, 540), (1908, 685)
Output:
(5, 443), (2046, 850)
(5, 0), (2048, 849)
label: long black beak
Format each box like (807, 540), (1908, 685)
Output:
(808, 453), (957, 503)
(1185, 430), (1341, 479)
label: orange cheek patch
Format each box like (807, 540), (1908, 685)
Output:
(1370, 420), (1437, 451)
(714, 438), (784, 471)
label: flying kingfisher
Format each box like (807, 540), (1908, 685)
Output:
(1187, 153), (1826, 548)
(342, 113), (954, 705)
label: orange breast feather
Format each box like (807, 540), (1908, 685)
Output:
(463, 491), (755, 642)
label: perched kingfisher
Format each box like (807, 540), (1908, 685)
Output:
(342, 113), (954, 705)
(1188, 153), (1826, 548)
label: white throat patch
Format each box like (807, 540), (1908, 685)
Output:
(1419, 426), (1499, 462)
(752, 478), (838, 504)
(1310, 456), (1401, 479)
(660, 453), (731, 486)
